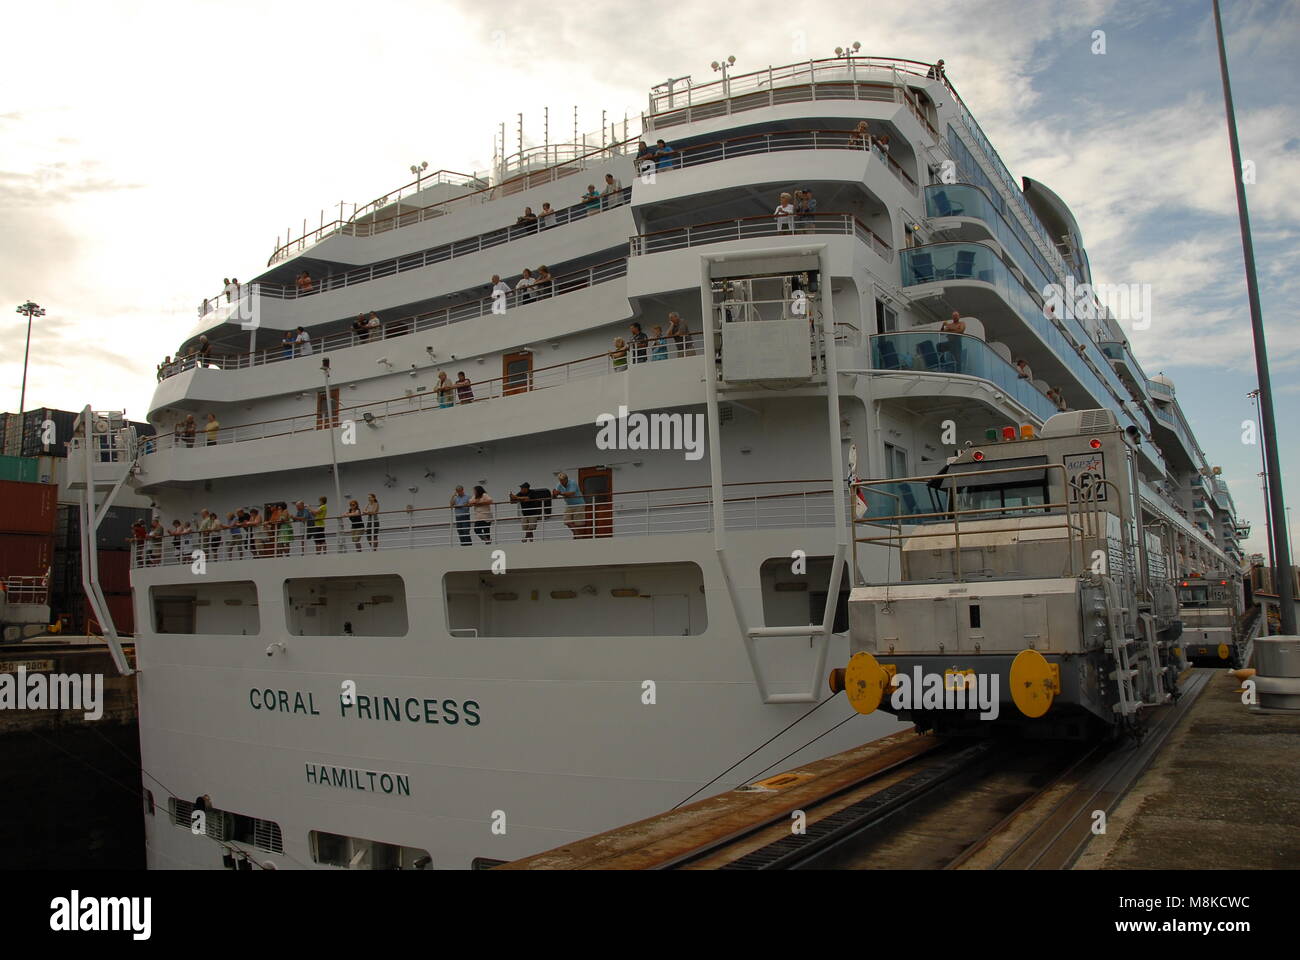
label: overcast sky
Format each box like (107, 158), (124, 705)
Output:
(2, 0), (1296, 556)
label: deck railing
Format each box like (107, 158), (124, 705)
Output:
(631, 211), (891, 260)
(267, 138), (642, 265)
(146, 335), (705, 453)
(130, 482), (845, 569)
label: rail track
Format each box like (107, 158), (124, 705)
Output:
(661, 670), (1211, 870)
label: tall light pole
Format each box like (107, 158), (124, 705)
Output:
(14, 300), (45, 416)
(1213, 0), (1294, 634)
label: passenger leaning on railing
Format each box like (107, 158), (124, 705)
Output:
(515, 267), (537, 303)
(364, 494), (380, 551)
(534, 265), (553, 297)
(795, 188), (817, 232)
(602, 173), (622, 209)
(468, 486), (494, 544)
(581, 185), (601, 216)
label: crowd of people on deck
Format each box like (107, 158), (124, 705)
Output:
(129, 472), (607, 564)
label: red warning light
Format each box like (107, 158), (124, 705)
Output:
(972, 451), (985, 461)
(1001, 426), (1017, 441)
(1089, 438), (1102, 449)
(1219, 580), (1227, 585)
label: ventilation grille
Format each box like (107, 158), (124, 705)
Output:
(719, 403), (734, 424)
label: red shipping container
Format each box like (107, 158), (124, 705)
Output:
(0, 479), (57, 536)
(105, 594), (135, 635)
(0, 533), (54, 579)
(95, 550), (132, 594)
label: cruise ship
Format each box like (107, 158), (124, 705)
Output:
(67, 54), (1247, 869)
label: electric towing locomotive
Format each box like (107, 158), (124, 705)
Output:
(829, 409), (1188, 738)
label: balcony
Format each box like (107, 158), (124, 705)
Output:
(1146, 377), (1174, 400)
(899, 243), (1148, 442)
(1151, 404), (1200, 470)
(925, 183), (1063, 298)
(128, 480), (846, 570)
(870, 332), (1058, 422)
(1099, 341), (1152, 403)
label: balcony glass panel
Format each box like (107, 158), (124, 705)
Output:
(871, 332), (1058, 421)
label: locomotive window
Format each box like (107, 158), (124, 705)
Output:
(955, 481), (1047, 517)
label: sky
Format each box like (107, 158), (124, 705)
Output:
(1, 0), (1296, 557)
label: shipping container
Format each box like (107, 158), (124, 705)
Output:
(0, 533), (54, 578)
(56, 504), (151, 551)
(20, 408), (78, 459)
(96, 550), (132, 594)
(0, 479), (57, 536)
(0, 455), (39, 483)
(0, 413), (20, 457)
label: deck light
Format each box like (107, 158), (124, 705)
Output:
(984, 428), (997, 441)
(1001, 426), (1016, 441)
(972, 451), (985, 461)
(1020, 424), (1034, 439)
(1089, 438), (1102, 449)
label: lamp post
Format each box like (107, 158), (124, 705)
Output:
(834, 41), (862, 57)
(14, 300), (45, 416)
(710, 55), (736, 98)
(410, 161), (428, 193)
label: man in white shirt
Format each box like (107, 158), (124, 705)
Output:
(490, 274), (511, 313)
(294, 326), (313, 356)
(602, 173), (622, 209)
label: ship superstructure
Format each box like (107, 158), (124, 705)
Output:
(69, 55), (1244, 869)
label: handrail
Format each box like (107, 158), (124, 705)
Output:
(1, 574), (50, 605)
(654, 126), (917, 191)
(648, 55), (942, 115)
(144, 333), (706, 452)
(129, 482), (847, 569)
(268, 136), (644, 265)
(164, 256), (631, 379)
(630, 211), (892, 260)
(204, 187), (632, 316)
(850, 463), (1086, 583)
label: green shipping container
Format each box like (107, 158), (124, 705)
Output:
(0, 455), (39, 483)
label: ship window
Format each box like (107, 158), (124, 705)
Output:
(760, 556), (849, 632)
(149, 581), (259, 635)
(309, 830), (431, 869)
(284, 575), (408, 637)
(875, 301), (898, 334)
(443, 562), (705, 637)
